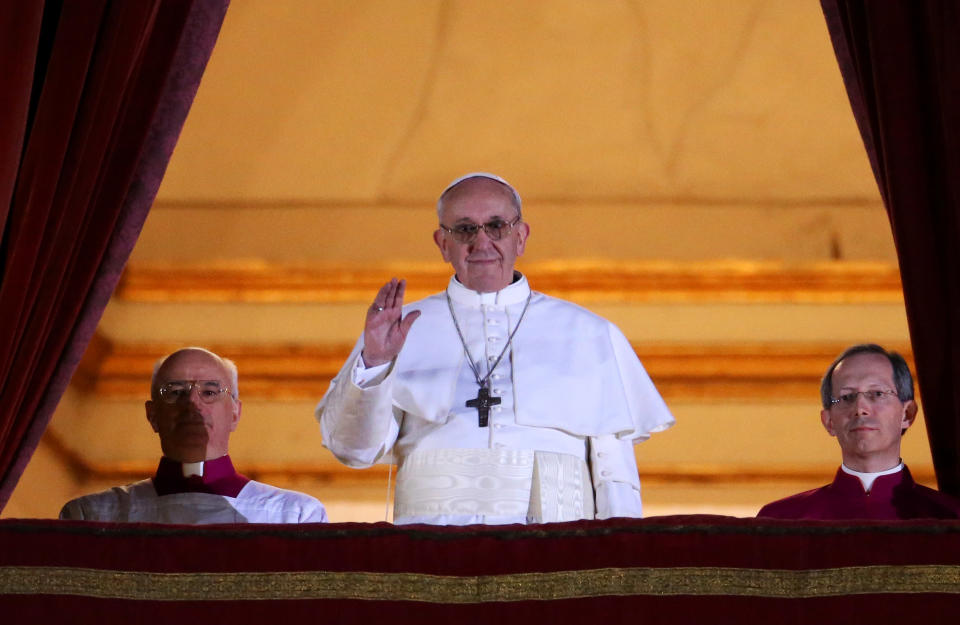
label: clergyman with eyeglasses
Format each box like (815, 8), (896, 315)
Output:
(316, 172), (674, 525)
(60, 347), (328, 523)
(757, 343), (960, 520)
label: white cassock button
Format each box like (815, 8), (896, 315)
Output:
(601, 470), (611, 477)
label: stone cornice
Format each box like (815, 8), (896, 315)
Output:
(76, 337), (913, 401)
(115, 260), (903, 304)
(42, 428), (935, 486)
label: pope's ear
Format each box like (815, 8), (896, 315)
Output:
(433, 228), (451, 261)
(515, 221), (530, 256)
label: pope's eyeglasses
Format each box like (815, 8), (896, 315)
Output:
(439, 216), (521, 244)
(829, 389), (898, 408)
(157, 380), (233, 404)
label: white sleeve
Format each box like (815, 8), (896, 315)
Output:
(300, 500), (330, 523)
(353, 356), (391, 387)
(316, 346), (402, 468)
(590, 434), (643, 519)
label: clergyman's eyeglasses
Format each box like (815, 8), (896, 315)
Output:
(439, 216), (521, 244)
(829, 389), (898, 408)
(158, 380), (233, 404)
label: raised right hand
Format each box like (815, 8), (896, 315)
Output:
(361, 278), (421, 367)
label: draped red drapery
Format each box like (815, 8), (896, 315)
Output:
(0, 0), (229, 511)
(820, 1), (960, 495)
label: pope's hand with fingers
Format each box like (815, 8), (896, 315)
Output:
(361, 278), (421, 367)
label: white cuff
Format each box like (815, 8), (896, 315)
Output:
(353, 355), (392, 387)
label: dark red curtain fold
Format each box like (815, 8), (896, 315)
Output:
(0, 0), (230, 511)
(821, 1), (960, 494)
(0, 4), (42, 223)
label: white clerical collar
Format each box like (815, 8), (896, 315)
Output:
(447, 272), (531, 306)
(842, 461), (903, 492)
(181, 461), (204, 478)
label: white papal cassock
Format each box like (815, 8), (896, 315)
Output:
(317, 274), (674, 525)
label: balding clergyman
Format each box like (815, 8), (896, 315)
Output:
(317, 173), (673, 525)
(62, 347), (327, 523)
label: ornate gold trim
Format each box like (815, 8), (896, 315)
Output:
(66, 337), (921, 485)
(40, 427), (937, 485)
(115, 260), (903, 304)
(76, 337), (914, 401)
(1, 564), (956, 601)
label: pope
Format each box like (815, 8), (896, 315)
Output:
(317, 173), (674, 525)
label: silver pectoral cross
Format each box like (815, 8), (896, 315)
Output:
(465, 385), (501, 427)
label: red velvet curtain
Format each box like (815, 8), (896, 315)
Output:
(821, 1), (960, 494)
(0, 0), (229, 511)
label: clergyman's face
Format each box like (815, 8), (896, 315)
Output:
(145, 349), (241, 463)
(433, 178), (529, 293)
(820, 352), (916, 472)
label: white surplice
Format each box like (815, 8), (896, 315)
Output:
(60, 480), (329, 524)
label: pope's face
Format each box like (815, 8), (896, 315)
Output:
(145, 349), (241, 463)
(820, 352), (916, 472)
(433, 179), (529, 293)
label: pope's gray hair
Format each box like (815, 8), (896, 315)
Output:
(436, 172), (522, 221)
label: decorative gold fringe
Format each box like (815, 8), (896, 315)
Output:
(1, 564), (956, 602)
